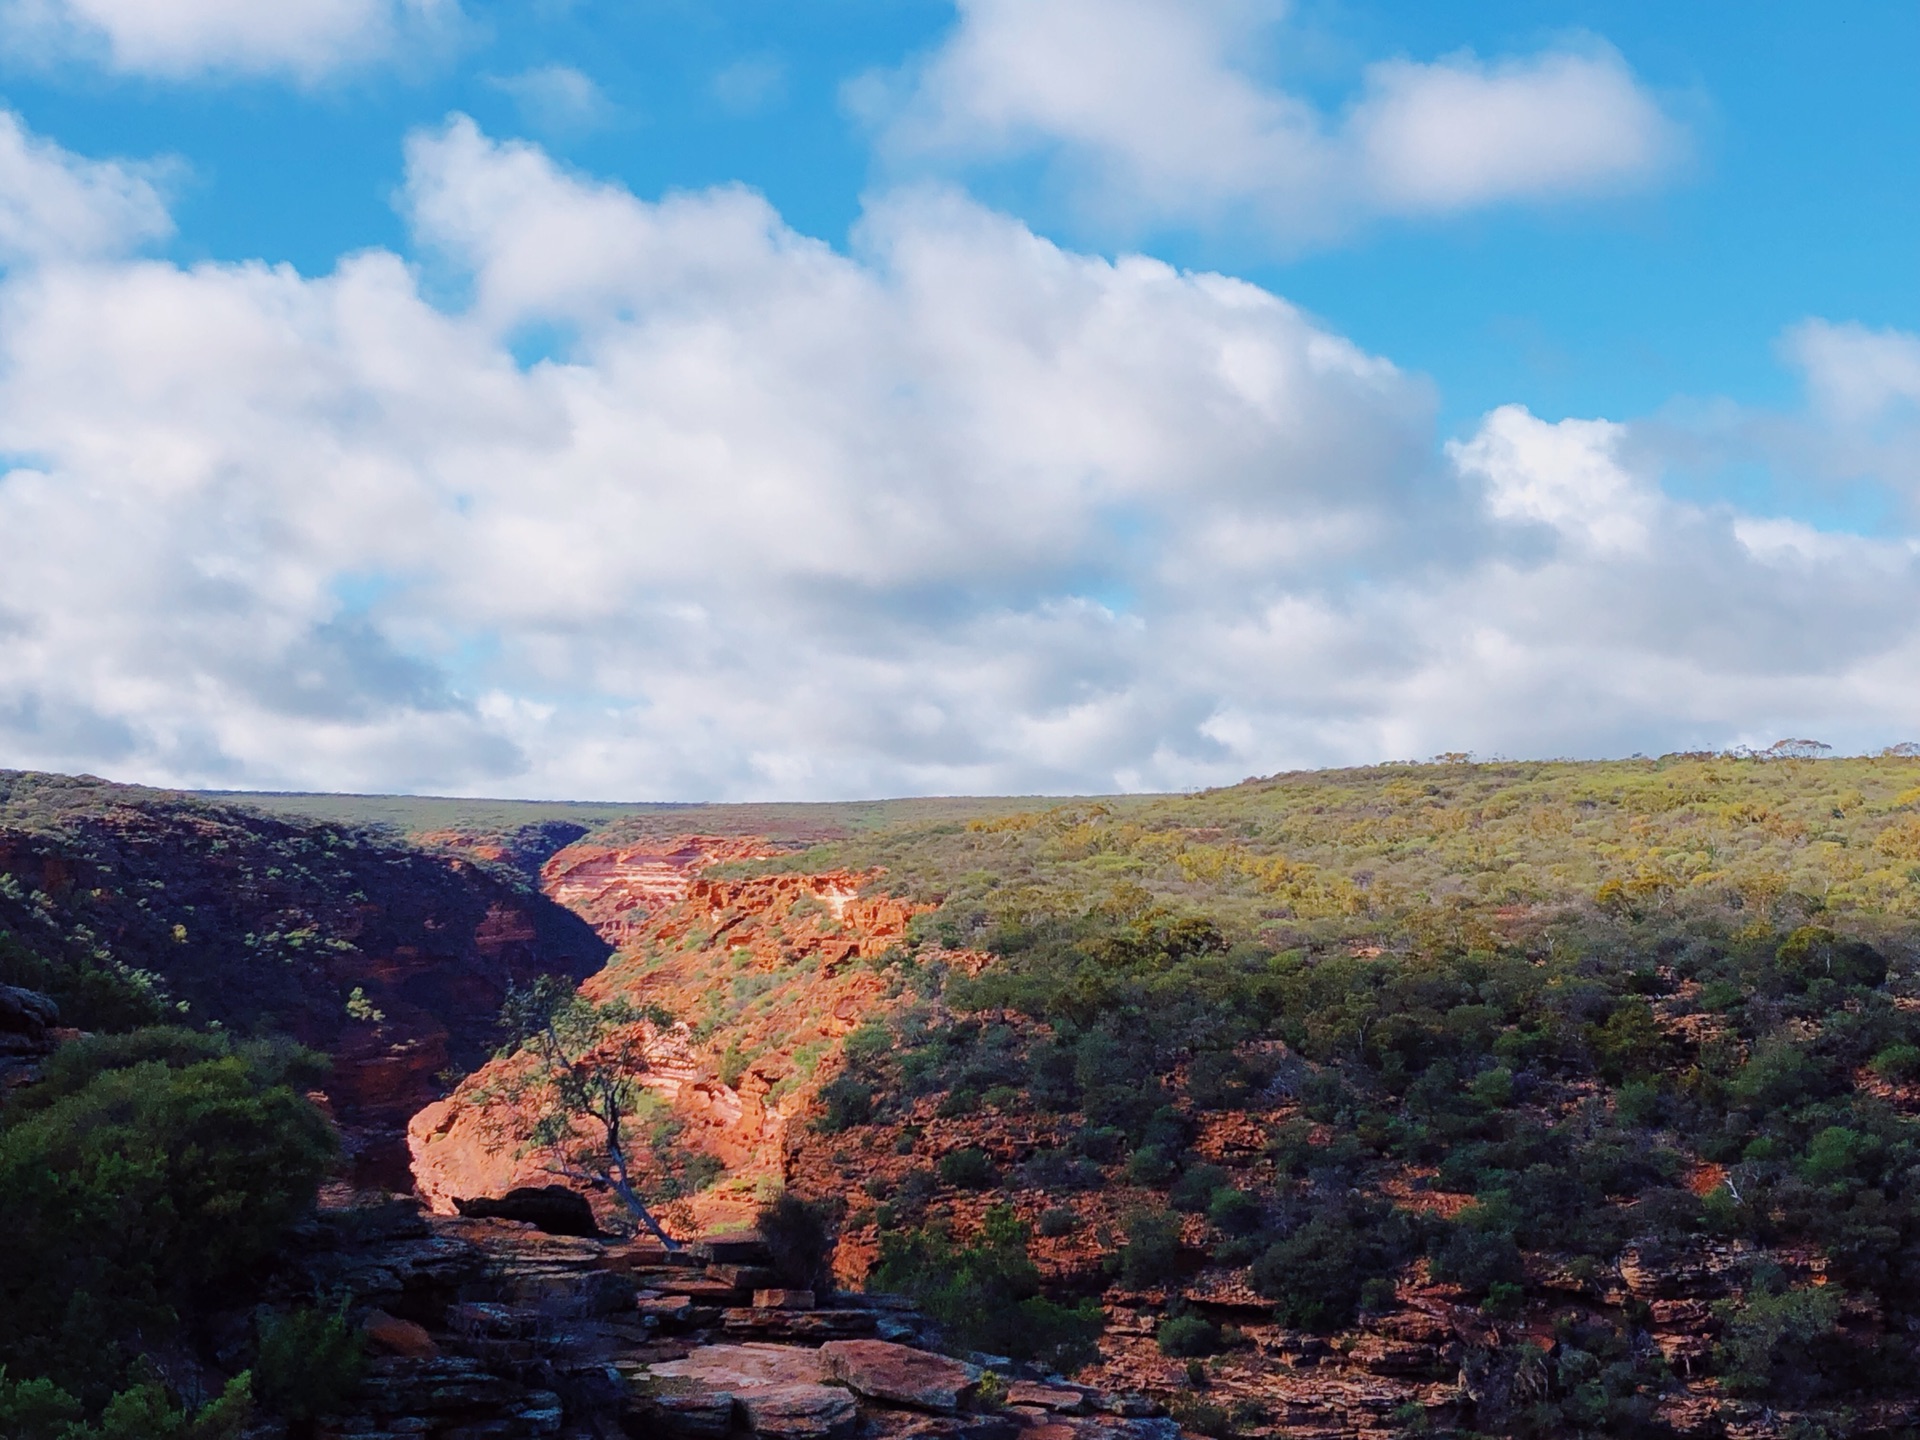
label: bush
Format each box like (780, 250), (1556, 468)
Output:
(938, 1147), (1000, 1190)
(1037, 1207), (1080, 1237)
(757, 1193), (844, 1294)
(1428, 1225), (1524, 1301)
(1019, 1149), (1101, 1192)
(1715, 1285), (1846, 1403)
(1870, 1043), (1920, 1084)
(936, 1088), (980, 1118)
(0, 1029), (335, 1402)
(1169, 1164), (1231, 1213)
(1116, 1208), (1182, 1289)
(869, 1206), (1103, 1372)
(815, 1075), (874, 1133)
(1207, 1188), (1262, 1235)
(1125, 1145), (1178, 1185)
(1156, 1314), (1221, 1358)
(1250, 1198), (1419, 1331)
(254, 1303), (364, 1425)
(0, 1370), (253, 1440)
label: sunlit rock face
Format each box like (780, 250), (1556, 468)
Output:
(408, 855), (922, 1229)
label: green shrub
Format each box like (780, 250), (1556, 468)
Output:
(757, 1193), (844, 1294)
(1169, 1164), (1231, 1213)
(1250, 1198), (1419, 1331)
(1715, 1285), (1846, 1402)
(1124, 1144), (1178, 1185)
(0, 1370), (253, 1440)
(1116, 1208), (1182, 1288)
(843, 1021), (893, 1067)
(0, 1029), (335, 1402)
(1206, 1188), (1262, 1235)
(937, 1147), (1000, 1189)
(1156, 1314), (1221, 1357)
(936, 1087), (980, 1118)
(1037, 1207), (1080, 1237)
(815, 1075), (874, 1133)
(254, 1304), (364, 1424)
(869, 1206), (1103, 1372)
(1870, 1043), (1920, 1084)
(1428, 1225), (1524, 1301)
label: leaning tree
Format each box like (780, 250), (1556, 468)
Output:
(491, 975), (682, 1249)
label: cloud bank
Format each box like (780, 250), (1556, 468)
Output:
(856, 0), (1683, 244)
(0, 112), (1909, 799)
(2, 0), (455, 79)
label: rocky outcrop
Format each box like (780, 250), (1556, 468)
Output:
(541, 835), (783, 944)
(0, 983), (58, 1084)
(278, 1195), (1172, 1440)
(409, 866), (923, 1229)
(820, 1340), (983, 1413)
(453, 1185), (604, 1237)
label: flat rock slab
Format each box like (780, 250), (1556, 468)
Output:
(736, 1382), (859, 1439)
(634, 1387), (737, 1438)
(723, 1308), (879, 1340)
(1005, 1383), (1093, 1415)
(650, 1342), (828, 1390)
(819, 1340), (981, 1414)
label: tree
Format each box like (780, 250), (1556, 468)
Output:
(493, 977), (682, 1248)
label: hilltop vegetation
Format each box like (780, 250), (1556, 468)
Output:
(767, 753), (1920, 943)
(736, 755), (1920, 1436)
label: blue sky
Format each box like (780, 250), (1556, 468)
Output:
(0, 0), (1914, 797)
(13, 3), (1914, 449)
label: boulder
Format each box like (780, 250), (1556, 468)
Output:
(0, 982), (55, 1027)
(1005, 1383), (1093, 1415)
(694, 1232), (774, 1265)
(736, 1383), (859, 1439)
(454, 1185), (603, 1237)
(818, 1340), (982, 1414)
(754, 1289), (817, 1310)
(635, 1385), (738, 1438)
(0, 985), (57, 1069)
(362, 1309), (439, 1358)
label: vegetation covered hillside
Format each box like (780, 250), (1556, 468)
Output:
(703, 754), (1920, 1438)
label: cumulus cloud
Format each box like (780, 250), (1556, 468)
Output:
(2, 0), (455, 80)
(0, 109), (172, 262)
(0, 112), (1911, 800)
(855, 0), (1683, 244)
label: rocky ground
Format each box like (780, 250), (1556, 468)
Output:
(284, 1190), (1178, 1440)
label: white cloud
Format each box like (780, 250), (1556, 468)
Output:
(857, 0), (1682, 244)
(1782, 319), (1920, 426)
(2, 0), (456, 80)
(1450, 404), (1654, 554)
(1353, 48), (1680, 213)
(491, 64), (612, 136)
(0, 112), (1912, 800)
(0, 108), (172, 262)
